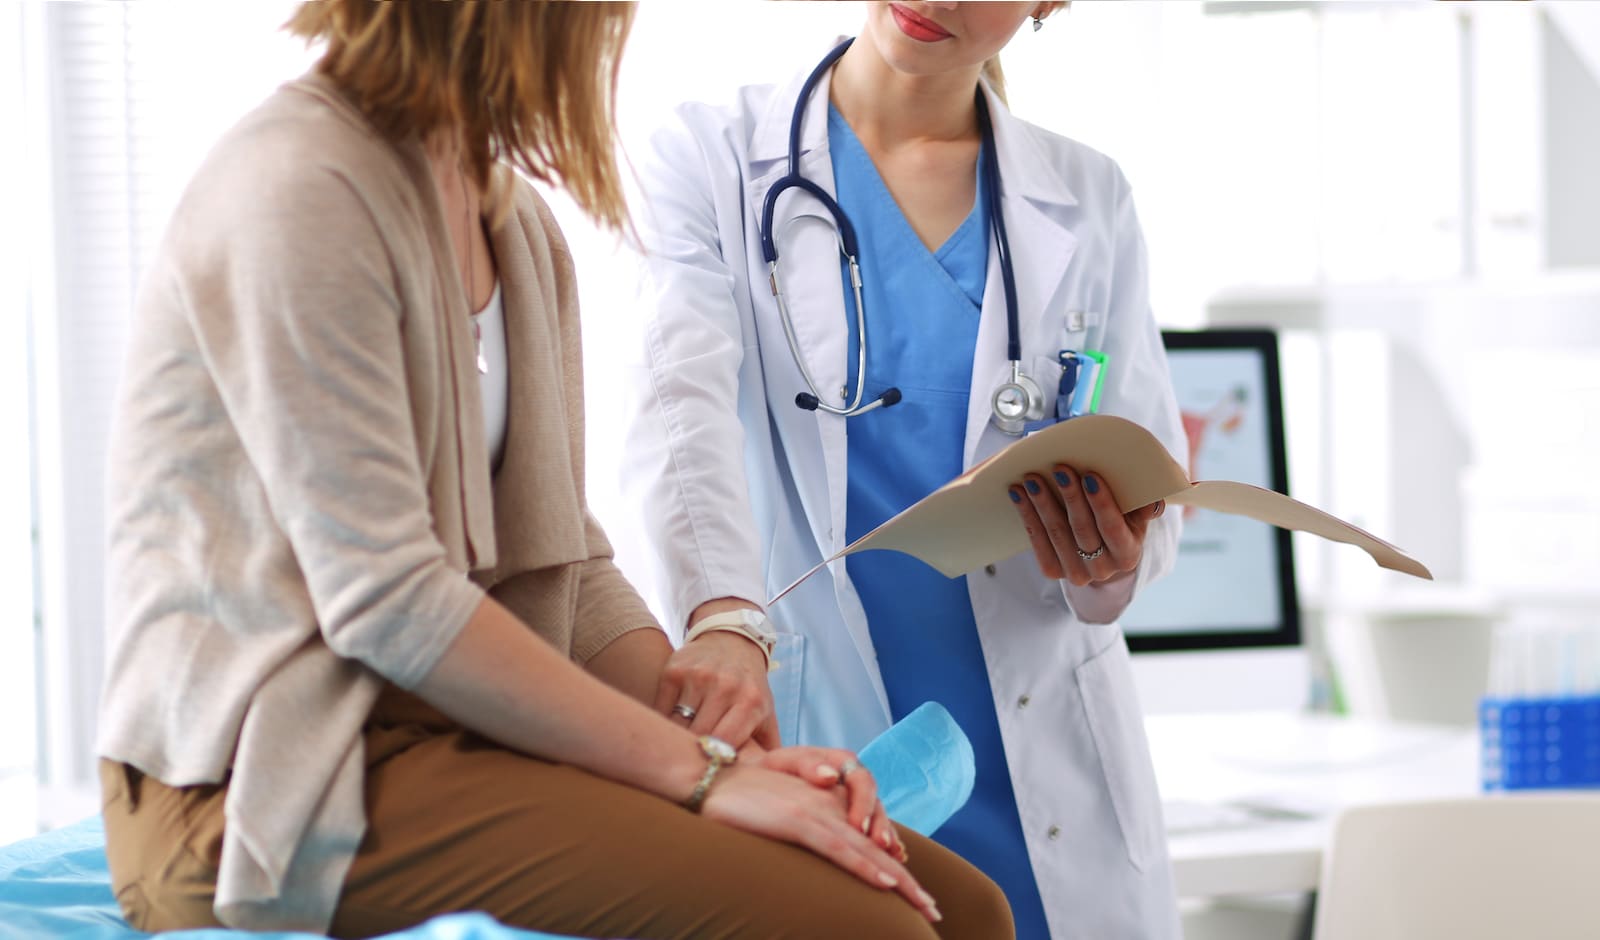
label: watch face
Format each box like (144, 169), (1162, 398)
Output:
(742, 610), (778, 644)
(701, 736), (737, 764)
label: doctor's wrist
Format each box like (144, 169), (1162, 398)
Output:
(687, 608), (778, 672)
(686, 629), (770, 672)
(688, 596), (763, 627)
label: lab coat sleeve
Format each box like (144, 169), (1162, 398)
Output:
(1066, 172), (1187, 616)
(622, 111), (769, 639)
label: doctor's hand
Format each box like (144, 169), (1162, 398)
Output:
(1008, 464), (1165, 587)
(657, 629), (781, 752)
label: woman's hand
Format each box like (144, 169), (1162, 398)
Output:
(1008, 463), (1165, 586)
(701, 760), (937, 921)
(747, 746), (907, 862)
(656, 631), (781, 750)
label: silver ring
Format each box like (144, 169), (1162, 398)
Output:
(839, 757), (862, 779)
(1077, 545), (1106, 561)
(671, 703), (697, 721)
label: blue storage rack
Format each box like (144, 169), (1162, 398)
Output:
(1480, 695), (1600, 791)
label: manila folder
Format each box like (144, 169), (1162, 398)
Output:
(769, 414), (1430, 606)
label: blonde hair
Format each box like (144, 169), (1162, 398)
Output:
(286, 0), (636, 232)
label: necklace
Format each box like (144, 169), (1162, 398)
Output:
(461, 160), (488, 375)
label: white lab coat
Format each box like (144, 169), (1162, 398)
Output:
(622, 64), (1187, 940)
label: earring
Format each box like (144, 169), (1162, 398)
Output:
(1032, 14), (1043, 32)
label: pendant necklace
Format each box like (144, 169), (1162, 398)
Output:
(462, 161), (487, 375)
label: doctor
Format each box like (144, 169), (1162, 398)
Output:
(624, 3), (1185, 937)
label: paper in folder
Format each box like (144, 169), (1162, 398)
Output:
(769, 414), (1431, 606)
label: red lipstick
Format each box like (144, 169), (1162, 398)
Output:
(889, 3), (954, 43)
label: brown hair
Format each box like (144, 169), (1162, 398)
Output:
(286, 0), (635, 232)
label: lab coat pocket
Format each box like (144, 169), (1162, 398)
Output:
(768, 633), (806, 748)
(1031, 354), (1066, 405)
(1076, 639), (1163, 872)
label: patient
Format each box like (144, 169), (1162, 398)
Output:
(94, 3), (1009, 938)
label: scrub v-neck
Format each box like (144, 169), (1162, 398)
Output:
(829, 105), (1052, 940)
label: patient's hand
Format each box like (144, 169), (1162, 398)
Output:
(656, 630), (780, 750)
(700, 760), (936, 921)
(748, 746), (906, 863)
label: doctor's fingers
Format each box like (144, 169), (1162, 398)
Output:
(1079, 473), (1149, 576)
(1045, 467), (1111, 566)
(653, 671), (703, 728)
(1008, 483), (1067, 581)
(1022, 469), (1101, 585)
(1122, 499), (1164, 550)
(751, 711), (783, 751)
(656, 651), (773, 747)
(703, 688), (775, 750)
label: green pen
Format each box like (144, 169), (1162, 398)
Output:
(1082, 349), (1108, 414)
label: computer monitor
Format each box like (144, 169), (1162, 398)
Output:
(1125, 329), (1307, 712)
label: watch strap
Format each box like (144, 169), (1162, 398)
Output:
(683, 737), (734, 813)
(685, 610), (777, 672)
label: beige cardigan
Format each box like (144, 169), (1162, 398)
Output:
(97, 74), (660, 932)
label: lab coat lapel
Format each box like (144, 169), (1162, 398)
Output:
(746, 63), (850, 562)
(964, 84), (1080, 467)
(747, 66), (888, 717)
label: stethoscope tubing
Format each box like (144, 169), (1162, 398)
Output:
(759, 37), (1027, 421)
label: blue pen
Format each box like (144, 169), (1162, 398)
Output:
(1056, 351), (1080, 421)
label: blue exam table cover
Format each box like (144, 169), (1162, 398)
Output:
(0, 702), (972, 939)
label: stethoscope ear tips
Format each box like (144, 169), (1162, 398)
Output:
(796, 392), (822, 411)
(881, 388), (903, 407)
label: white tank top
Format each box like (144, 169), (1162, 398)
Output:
(471, 283), (507, 470)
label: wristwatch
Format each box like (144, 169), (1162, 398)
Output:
(685, 608), (779, 672)
(683, 735), (738, 813)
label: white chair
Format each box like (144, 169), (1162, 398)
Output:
(1314, 795), (1600, 940)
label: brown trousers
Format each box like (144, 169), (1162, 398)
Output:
(101, 689), (1013, 940)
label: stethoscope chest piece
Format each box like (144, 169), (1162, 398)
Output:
(990, 362), (1047, 436)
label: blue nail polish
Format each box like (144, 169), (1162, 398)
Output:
(1084, 475), (1100, 495)
(1054, 471), (1071, 488)
(1009, 489), (1022, 503)
(1025, 479), (1041, 495)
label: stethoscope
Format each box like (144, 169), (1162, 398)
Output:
(759, 38), (1048, 436)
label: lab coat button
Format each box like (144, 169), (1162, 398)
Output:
(1017, 694), (1031, 709)
(984, 564), (997, 576)
(1047, 825), (1061, 841)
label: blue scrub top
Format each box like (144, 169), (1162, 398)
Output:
(830, 107), (1051, 940)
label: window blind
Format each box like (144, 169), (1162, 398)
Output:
(30, 0), (310, 823)
(0, 1), (41, 843)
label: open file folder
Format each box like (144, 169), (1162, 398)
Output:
(769, 414), (1431, 606)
